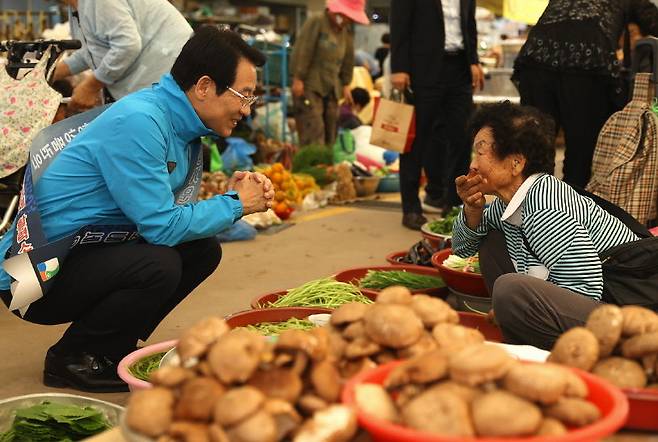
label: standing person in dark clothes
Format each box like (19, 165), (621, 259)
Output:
(513, 0), (658, 188)
(390, 0), (484, 230)
(374, 33), (391, 80)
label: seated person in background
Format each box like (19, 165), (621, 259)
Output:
(374, 33), (390, 80)
(0, 26), (274, 393)
(452, 102), (639, 350)
(338, 87), (371, 129)
(355, 48), (381, 79)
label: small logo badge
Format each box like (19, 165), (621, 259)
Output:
(167, 162), (177, 174)
(37, 258), (59, 282)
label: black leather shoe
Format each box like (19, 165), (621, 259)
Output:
(43, 349), (129, 393)
(402, 213), (427, 230)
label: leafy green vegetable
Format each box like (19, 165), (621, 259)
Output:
(359, 270), (445, 290)
(442, 254), (481, 274)
(292, 145), (335, 185)
(128, 351), (167, 382)
(245, 318), (316, 336)
(0, 401), (112, 441)
(371, 166), (393, 177)
(427, 207), (461, 235)
(262, 277), (372, 309)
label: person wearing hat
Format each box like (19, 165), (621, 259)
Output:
(390, 0), (484, 230)
(290, 0), (369, 147)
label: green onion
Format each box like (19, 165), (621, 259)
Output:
(128, 352), (167, 382)
(261, 277), (372, 309)
(359, 270), (445, 290)
(244, 318), (316, 336)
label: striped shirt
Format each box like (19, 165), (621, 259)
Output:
(452, 174), (639, 300)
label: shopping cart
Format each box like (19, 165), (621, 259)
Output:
(0, 39), (80, 235)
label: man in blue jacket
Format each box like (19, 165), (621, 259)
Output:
(0, 27), (273, 392)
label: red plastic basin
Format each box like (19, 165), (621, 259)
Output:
(458, 311), (503, 342)
(342, 360), (629, 442)
(250, 290), (376, 310)
(334, 265), (447, 299)
(420, 223), (452, 250)
(386, 250), (439, 272)
(621, 387), (658, 431)
(385, 250), (410, 265)
(224, 306), (331, 328)
(431, 248), (488, 297)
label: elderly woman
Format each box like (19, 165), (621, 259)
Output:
(452, 102), (639, 350)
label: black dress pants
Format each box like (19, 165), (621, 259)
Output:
(400, 53), (473, 214)
(1, 237), (221, 361)
(517, 67), (621, 188)
(479, 231), (600, 350)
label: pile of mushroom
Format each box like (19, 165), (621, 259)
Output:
(326, 286), (483, 376)
(124, 286), (470, 442)
(353, 343), (602, 438)
(125, 318), (358, 442)
(549, 305), (658, 390)
(126, 285), (611, 440)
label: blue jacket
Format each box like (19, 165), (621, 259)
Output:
(0, 74), (243, 290)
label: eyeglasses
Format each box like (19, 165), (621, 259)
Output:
(227, 87), (259, 109)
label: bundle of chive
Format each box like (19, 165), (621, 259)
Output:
(128, 352), (167, 382)
(359, 269), (445, 290)
(260, 277), (372, 309)
(245, 317), (316, 336)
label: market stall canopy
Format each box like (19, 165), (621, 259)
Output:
(476, 0), (548, 25)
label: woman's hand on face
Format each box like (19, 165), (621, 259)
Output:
(456, 172), (486, 209)
(455, 172), (486, 229)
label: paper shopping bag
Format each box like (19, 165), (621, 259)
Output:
(369, 97), (416, 153)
